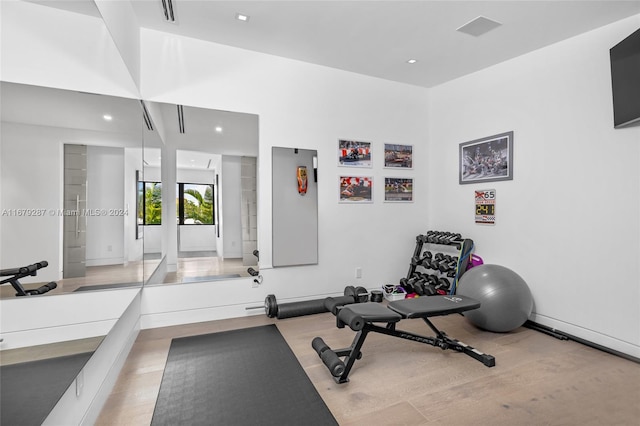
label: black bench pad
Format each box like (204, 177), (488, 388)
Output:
(388, 295), (480, 319)
(338, 302), (402, 323)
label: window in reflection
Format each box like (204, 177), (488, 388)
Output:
(140, 182), (162, 225)
(178, 183), (214, 225)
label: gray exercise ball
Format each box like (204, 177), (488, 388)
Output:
(457, 264), (533, 332)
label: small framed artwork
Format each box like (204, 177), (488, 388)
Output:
(384, 144), (413, 169)
(459, 131), (513, 184)
(339, 176), (373, 203)
(338, 139), (372, 168)
(384, 177), (413, 202)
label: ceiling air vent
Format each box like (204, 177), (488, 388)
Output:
(177, 105), (185, 134)
(161, 0), (176, 23)
(140, 101), (154, 131)
(457, 16), (502, 37)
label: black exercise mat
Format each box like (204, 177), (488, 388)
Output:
(151, 324), (337, 426)
(0, 351), (94, 426)
(73, 282), (141, 291)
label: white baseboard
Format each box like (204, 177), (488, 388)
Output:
(530, 312), (640, 359)
(140, 303), (263, 330)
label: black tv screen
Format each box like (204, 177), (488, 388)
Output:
(610, 28), (640, 128)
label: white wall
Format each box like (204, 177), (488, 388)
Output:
(0, 123), (63, 282)
(86, 146), (125, 266)
(139, 28), (430, 326)
(0, 288), (139, 350)
(0, 123), (140, 281)
(428, 14), (640, 357)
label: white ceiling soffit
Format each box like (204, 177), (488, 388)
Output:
(22, 1), (640, 88)
(23, 0), (102, 17)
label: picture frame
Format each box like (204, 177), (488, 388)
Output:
(338, 139), (372, 168)
(384, 143), (413, 169)
(384, 177), (413, 202)
(459, 131), (513, 184)
(339, 176), (373, 203)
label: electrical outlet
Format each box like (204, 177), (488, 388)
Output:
(107, 245), (112, 252)
(355, 267), (362, 279)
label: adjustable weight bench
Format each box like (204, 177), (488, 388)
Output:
(312, 295), (495, 383)
(0, 261), (57, 296)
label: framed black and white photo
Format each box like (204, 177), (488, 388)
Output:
(384, 143), (413, 169)
(384, 177), (413, 202)
(459, 131), (513, 184)
(338, 139), (372, 168)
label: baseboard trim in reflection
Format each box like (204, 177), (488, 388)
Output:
(73, 282), (142, 292)
(181, 274), (241, 283)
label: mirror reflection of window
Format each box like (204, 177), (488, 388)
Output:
(177, 183), (215, 225)
(142, 182), (162, 225)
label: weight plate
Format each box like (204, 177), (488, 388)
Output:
(265, 294), (277, 318)
(344, 285), (356, 299)
(355, 286), (368, 303)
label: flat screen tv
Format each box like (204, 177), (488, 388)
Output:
(610, 28), (640, 128)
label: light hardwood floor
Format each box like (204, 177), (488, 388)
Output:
(97, 308), (640, 425)
(1, 255), (257, 298)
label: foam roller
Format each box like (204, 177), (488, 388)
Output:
(276, 299), (328, 319)
(337, 309), (365, 331)
(312, 337), (345, 377)
(323, 295), (356, 315)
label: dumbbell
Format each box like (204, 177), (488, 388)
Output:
(343, 285), (371, 303)
(436, 277), (451, 290)
(425, 274), (439, 286)
(440, 233), (462, 245)
(436, 257), (457, 273)
(426, 232), (443, 244)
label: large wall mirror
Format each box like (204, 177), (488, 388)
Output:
(0, 81), (155, 297)
(272, 147), (318, 267)
(143, 101), (259, 285)
(0, 81), (151, 422)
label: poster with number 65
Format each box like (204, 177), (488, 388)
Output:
(475, 189), (496, 225)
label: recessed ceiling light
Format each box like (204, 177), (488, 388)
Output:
(406, 59), (418, 64)
(215, 126), (223, 133)
(103, 114), (113, 121)
(236, 13), (249, 22)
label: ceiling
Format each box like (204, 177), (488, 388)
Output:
(11, 1), (639, 167)
(28, 1), (640, 88)
(133, 0), (640, 88)
(0, 81), (257, 170)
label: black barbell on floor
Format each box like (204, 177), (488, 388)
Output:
(264, 285), (376, 319)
